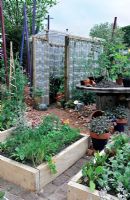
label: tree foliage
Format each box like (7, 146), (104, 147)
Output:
(3, 0), (57, 54)
(89, 22), (129, 80)
(89, 22), (124, 44)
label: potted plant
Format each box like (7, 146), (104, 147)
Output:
(116, 73), (123, 86)
(80, 79), (96, 87)
(55, 84), (64, 101)
(89, 116), (111, 151)
(80, 78), (91, 86)
(114, 105), (128, 132)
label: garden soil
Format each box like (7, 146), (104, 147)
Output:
(25, 86), (95, 135)
(26, 105), (95, 135)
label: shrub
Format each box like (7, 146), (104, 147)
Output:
(71, 89), (96, 105)
(0, 60), (27, 131)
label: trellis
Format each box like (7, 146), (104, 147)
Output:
(32, 30), (103, 104)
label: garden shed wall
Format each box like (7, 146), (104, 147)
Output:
(32, 30), (103, 104)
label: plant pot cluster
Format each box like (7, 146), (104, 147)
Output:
(89, 105), (128, 151)
(116, 73), (130, 87)
(116, 77), (130, 87)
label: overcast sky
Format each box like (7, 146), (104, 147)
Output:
(48, 0), (130, 37)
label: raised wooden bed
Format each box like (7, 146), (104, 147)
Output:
(67, 171), (118, 200)
(0, 134), (89, 191)
(0, 127), (16, 142)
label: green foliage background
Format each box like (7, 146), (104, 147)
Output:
(3, 0), (57, 54)
(89, 22), (130, 80)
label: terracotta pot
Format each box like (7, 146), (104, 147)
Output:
(116, 118), (128, 125)
(90, 132), (111, 140)
(91, 80), (96, 86)
(90, 110), (103, 119)
(116, 78), (123, 86)
(55, 93), (64, 101)
(80, 79), (91, 86)
(90, 132), (111, 151)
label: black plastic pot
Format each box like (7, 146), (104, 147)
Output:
(91, 138), (108, 151)
(80, 80), (85, 85)
(114, 124), (124, 132)
(123, 78), (130, 87)
(88, 76), (94, 81)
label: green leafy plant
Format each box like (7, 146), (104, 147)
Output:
(105, 134), (130, 155)
(114, 105), (127, 119)
(3, 0), (57, 54)
(45, 155), (57, 174)
(82, 134), (130, 198)
(65, 100), (75, 109)
(32, 88), (44, 97)
(0, 115), (80, 173)
(90, 22), (130, 80)
(82, 153), (107, 192)
(90, 116), (111, 134)
(0, 59), (27, 131)
(122, 69), (130, 78)
(71, 89), (96, 105)
(0, 191), (5, 200)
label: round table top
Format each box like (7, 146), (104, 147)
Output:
(76, 84), (130, 94)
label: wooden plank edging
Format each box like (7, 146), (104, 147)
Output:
(0, 127), (16, 142)
(37, 135), (89, 189)
(0, 155), (40, 191)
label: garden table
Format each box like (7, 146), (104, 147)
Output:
(76, 84), (130, 126)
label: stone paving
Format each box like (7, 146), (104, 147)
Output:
(0, 156), (91, 200)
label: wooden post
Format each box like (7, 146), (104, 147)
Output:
(0, 0), (8, 86)
(64, 36), (70, 101)
(32, 36), (36, 89)
(32, 0), (36, 35)
(111, 17), (117, 40)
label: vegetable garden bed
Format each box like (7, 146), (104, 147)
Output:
(67, 134), (130, 200)
(67, 171), (118, 200)
(0, 115), (90, 191)
(0, 134), (89, 191)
